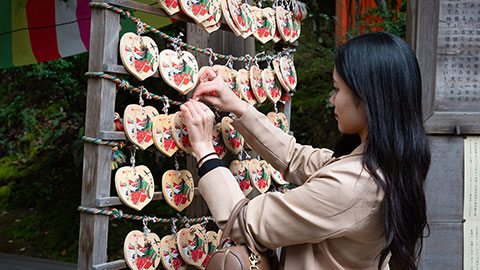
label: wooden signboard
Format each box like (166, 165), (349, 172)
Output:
(412, 0), (480, 134)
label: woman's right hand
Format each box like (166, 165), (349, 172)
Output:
(193, 66), (248, 117)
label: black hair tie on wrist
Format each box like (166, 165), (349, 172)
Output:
(196, 152), (220, 168)
(198, 158), (224, 178)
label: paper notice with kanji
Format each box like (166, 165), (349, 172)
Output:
(464, 137), (480, 270)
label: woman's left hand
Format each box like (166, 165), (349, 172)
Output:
(180, 100), (216, 160)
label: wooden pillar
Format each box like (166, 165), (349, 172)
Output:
(77, 4), (120, 269)
(409, 0), (480, 269)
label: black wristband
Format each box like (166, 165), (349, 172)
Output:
(196, 152), (220, 168)
(198, 158), (224, 178)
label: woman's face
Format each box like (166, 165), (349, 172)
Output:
(329, 67), (368, 142)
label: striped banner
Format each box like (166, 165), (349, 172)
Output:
(0, 0), (176, 69)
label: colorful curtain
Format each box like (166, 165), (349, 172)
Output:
(0, 0), (176, 69)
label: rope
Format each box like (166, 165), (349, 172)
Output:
(85, 72), (184, 106)
(82, 136), (126, 151)
(88, 2), (296, 62)
(78, 206), (215, 224)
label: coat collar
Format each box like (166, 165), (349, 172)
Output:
(324, 142), (365, 166)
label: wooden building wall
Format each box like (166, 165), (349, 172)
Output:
(408, 0), (480, 268)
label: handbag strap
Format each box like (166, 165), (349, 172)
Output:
(238, 205), (261, 257)
(219, 198), (249, 246)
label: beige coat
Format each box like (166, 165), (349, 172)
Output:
(199, 106), (389, 270)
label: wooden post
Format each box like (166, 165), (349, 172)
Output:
(186, 24), (255, 218)
(78, 4), (120, 269)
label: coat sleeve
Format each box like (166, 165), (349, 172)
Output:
(199, 162), (379, 250)
(232, 105), (334, 185)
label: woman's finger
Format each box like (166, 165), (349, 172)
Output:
(185, 101), (199, 120)
(194, 81), (220, 99)
(197, 101), (210, 110)
(190, 100), (209, 119)
(180, 104), (193, 122)
(199, 67), (213, 82)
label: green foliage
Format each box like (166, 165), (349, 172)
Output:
(0, 53), (88, 261)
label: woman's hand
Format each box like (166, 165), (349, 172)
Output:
(180, 100), (216, 162)
(194, 66), (248, 117)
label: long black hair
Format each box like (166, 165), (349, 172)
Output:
(333, 32), (431, 270)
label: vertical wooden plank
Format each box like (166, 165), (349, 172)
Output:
(406, 0), (418, 50)
(415, 0), (439, 121)
(78, 4), (120, 269)
(186, 23), (211, 218)
(185, 24), (255, 218)
(424, 136), (464, 222)
(418, 135), (464, 270)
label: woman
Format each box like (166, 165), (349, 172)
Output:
(180, 32), (430, 270)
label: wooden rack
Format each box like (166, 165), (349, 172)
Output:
(78, 1), (292, 269)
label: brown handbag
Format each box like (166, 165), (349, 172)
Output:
(205, 198), (278, 270)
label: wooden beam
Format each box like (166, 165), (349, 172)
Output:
(424, 112), (480, 134)
(96, 188), (201, 207)
(102, 63), (161, 78)
(105, 0), (232, 32)
(78, 4), (120, 270)
(100, 131), (126, 141)
(92, 260), (126, 270)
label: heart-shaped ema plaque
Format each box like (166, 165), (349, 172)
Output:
(221, 116), (244, 154)
(115, 165), (155, 211)
(119, 33), (160, 81)
(153, 114), (178, 157)
(268, 163), (288, 185)
(230, 159), (253, 196)
(124, 105), (159, 150)
(249, 159), (271, 194)
(202, 231), (220, 268)
(220, 0), (242, 36)
(251, 7), (274, 44)
(276, 7), (293, 42)
(159, 0), (181, 16)
(280, 56), (297, 90)
(267, 112), (289, 133)
(160, 235), (188, 270)
(200, 21), (221, 34)
(228, 0), (249, 33)
(215, 65), (240, 98)
(177, 224), (208, 267)
(202, 0), (222, 28)
(273, 57), (290, 92)
(159, 49), (199, 95)
(262, 68), (281, 103)
(250, 65), (266, 104)
(264, 8), (280, 43)
(237, 69), (257, 105)
(179, 0), (211, 24)
(290, 16), (301, 43)
(213, 124), (227, 159)
(124, 230), (162, 270)
(171, 111), (192, 154)
(162, 169), (194, 212)
(239, 4), (255, 38)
